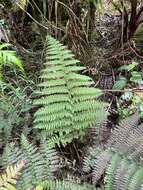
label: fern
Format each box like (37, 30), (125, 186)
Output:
(84, 148), (143, 190)
(1, 135), (60, 190)
(0, 43), (24, 80)
(33, 35), (108, 146)
(0, 97), (22, 147)
(35, 179), (96, 190)
(0, 160), (25, 190)
(83, 114), (143, 190)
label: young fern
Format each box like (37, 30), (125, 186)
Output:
(0, 160), (25, 190)
(33, 35), (108, 146)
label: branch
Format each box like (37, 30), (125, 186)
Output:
(137, 6), (143, 18)
(133, 6), (143, 30)
(130, 0), (137, 21)
(103, 88), (143, 93)
(111, 0), (122, 14)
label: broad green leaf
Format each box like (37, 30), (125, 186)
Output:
(112, 76), (127, 90)
(130, 71), (142, 83)
(118, 62), (139, 72)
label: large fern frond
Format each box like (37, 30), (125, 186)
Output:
(83, 148), (143, 190)
(107, 113), (143, 158)
(83, 114), (143, 190)
(33, 35), (108, 146)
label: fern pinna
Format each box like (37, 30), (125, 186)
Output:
(33, 35), (107, 146)
(83, 114), (143, 190)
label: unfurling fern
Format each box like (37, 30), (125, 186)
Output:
(83, 114), (143, 190)
(1, 135), (60, 190)
(33, 35), (108, 146)
(0, 160), (25, 190)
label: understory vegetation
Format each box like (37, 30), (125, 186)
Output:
(1, 0), (143, 189)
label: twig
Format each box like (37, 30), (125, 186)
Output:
(16, 2), (64, 32)
(103, 88), (143, 93)
(128, 42), (143, 59)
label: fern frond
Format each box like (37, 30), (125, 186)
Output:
(33, 35), (108, 146)
(0, 160), (25, 190)
(83, 147), (102, 173)
(107, 113), (140, 152)
(92, 150), (112, 184)
(84, 147), (143, 190)
(1, 135), (60, 190)
(35, 179), (96, 190)
(122, 162), (138, 190)
(39, 139), (60, 178)
(83, 114), (143, 190)
(128, 168), (143, 190)
(113, 157), (130, 190)
(104, 152), (122, 190)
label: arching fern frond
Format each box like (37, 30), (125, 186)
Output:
(33, 35), (108, 146)
(0, 160), (25, 190)
(83, 147), (143, 190)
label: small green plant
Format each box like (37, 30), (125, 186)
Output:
(113, 61), (143, 118)
(0, 43), (24, 80)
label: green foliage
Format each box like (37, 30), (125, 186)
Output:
(118, 61), (139, 72)
(83, 114), (143, 189)
(1, 135), (60, 190)
(0, 160), (25, 190)
(112, 76), (127, 90)
(2, 1), (143, 190)
(0, 81), (32, 148)
(133, 24), (143, 51)
(36, 179), (96, 190)
(33, 35), (108, 146)
(113, 61), (143, 118)
(0, 97), (22, 146)
(0, 43), (24, 80)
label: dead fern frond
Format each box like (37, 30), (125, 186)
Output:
(0, 160), (26, 190)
